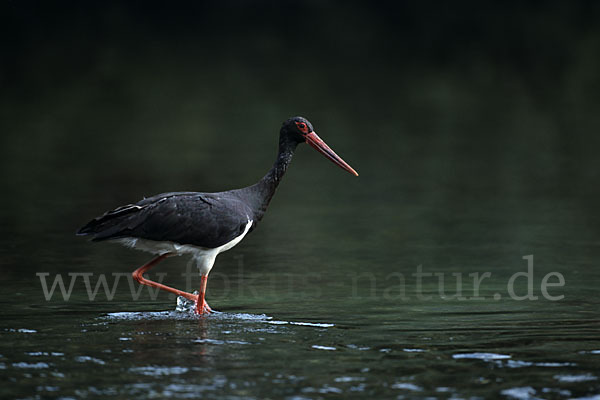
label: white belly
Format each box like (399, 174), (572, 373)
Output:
(115, 219), (253, 276)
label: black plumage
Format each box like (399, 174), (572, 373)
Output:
(77, 192), (254, 248)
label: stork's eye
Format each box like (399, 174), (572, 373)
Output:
(295, 122), (308, 133)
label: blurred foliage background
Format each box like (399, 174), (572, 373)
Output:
(1, 1), (600, 275)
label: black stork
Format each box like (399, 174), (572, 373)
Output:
(77, 116), (358, 314)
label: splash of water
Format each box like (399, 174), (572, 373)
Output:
(175, 291), (199, 313)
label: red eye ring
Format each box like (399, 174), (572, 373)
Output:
(295, 122), (309, 134)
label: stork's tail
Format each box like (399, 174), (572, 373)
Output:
(76, 204), (145, 241)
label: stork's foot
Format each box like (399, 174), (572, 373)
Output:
(195, 299), (213, 315)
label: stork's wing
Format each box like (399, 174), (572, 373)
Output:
(77, 192), (252, 249)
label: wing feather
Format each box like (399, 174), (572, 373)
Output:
(77, 192), (252, 248)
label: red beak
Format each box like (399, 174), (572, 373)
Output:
(304, 131), (359, 177)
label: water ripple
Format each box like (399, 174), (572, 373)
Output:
(311, 345), (336, 351)
(130, 366), (189, 376)
(453, 352), (511, 360)
(554, 374), (598, 383)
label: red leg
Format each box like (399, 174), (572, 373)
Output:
(195, 275), (212, 314)
(132, 254), (198, 302)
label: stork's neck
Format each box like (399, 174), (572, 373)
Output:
(242, 135), (298, 221)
